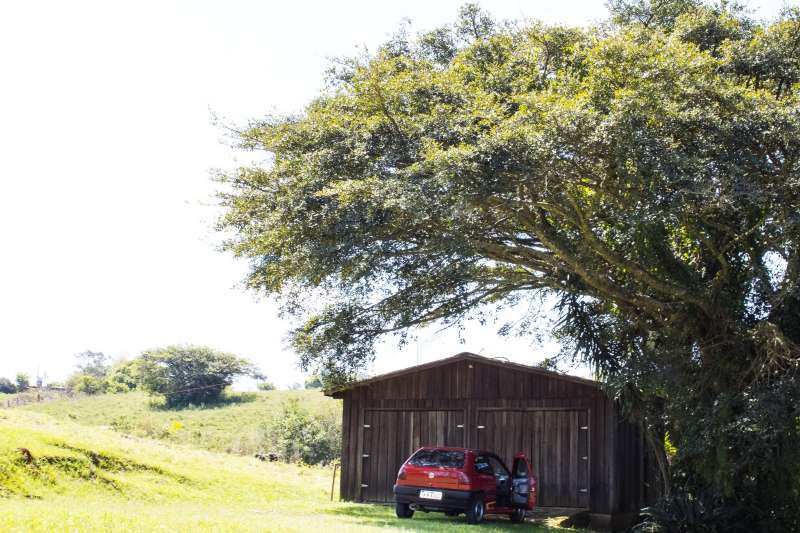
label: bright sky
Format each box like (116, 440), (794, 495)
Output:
(0, 1), (792, 387)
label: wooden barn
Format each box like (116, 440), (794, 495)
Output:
(326, 352), (653, 529)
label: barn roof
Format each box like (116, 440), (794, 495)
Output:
(324, 351), (600, 397)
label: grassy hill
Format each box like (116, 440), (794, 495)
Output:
(21, 389), (338, 457)
(0, 408), (576, 532)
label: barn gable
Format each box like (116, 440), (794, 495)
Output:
(327, 352), (652, 530)
(328, 352), (601, 400)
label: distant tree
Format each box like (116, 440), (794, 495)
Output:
(256, 381), (276, 391)
(304, 375), (323, 389)
(0, 377), (16, 394)
(137, 345), (262, 407)
(66, 350), (115, 395)
(15, 373), (30, 392)
(105, 359), (140, 393)
(74, 350), (110, 378)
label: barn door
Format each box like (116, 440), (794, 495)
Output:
(359, 409), (465, 502)
(476, 409), (589, 508)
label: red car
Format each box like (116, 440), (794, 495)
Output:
(393, 447), (537, 524)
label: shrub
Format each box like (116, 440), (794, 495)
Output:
(264, 398), (340, 465)
(137, 345), (262, 407)
(256, 381), (276, 391)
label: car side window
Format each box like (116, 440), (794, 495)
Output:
(474, 455), (493, 475)
(488, 456), (509, 478)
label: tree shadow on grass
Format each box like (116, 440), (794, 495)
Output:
(325, 503), (573, 532)
(147, 392), (258, 412)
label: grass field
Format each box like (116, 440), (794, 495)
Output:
(20, 390), (339, 456)
(0, 408), (578, 532)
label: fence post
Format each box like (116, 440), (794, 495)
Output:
(330, 462), (339, 502)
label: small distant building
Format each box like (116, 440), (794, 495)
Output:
(326, 352), (655, 529)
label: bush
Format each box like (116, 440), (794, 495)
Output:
(264, 398), (340, 465)
(137, 345), (262, 407)
(256, 381), (276, 391)
(0, 377), (16, 393)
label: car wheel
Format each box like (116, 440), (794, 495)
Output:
(465, 496), (485, 525)
(510, 508), (526, 523)
(395, 502), (414, 519)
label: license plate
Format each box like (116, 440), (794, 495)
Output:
(419, 490), (443, 500)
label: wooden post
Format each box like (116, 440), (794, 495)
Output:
(330, 463), (339, 501)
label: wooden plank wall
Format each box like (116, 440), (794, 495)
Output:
(337, 358), (645, 515)
(475, 409), (589, 507)
(360, 409), (466, 502)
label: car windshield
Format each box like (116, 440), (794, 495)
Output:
(407, 449), (465, 468)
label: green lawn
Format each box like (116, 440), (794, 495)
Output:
(20, 390), (339, 456)
(0, 409), (577, 532)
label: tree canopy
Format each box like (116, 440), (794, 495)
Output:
(73, 350), (110, 379)
(217, 2), (800, 529)
(15, 373), (30, 392)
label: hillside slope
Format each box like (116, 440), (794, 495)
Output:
(0, 409), (573, 532)
(0, 408), (334, 532)
(21, 389), (339, 456)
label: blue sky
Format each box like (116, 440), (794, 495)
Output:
(0, 0), (793, 386)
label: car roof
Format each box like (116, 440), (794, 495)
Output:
(416, 446), (497, 456)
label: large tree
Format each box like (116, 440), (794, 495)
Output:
(137, 345), (261, 407)
(217, 3), (800, 529)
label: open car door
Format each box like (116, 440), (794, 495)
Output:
(511, 453), (536, 509)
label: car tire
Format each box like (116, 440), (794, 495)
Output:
(510, 508), (526, 523)
(465, 496), (485, 525)
(395, 502), (414, 519)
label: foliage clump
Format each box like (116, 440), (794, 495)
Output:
(261, 398), (340, 465)
(104, 359), (141, 393)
